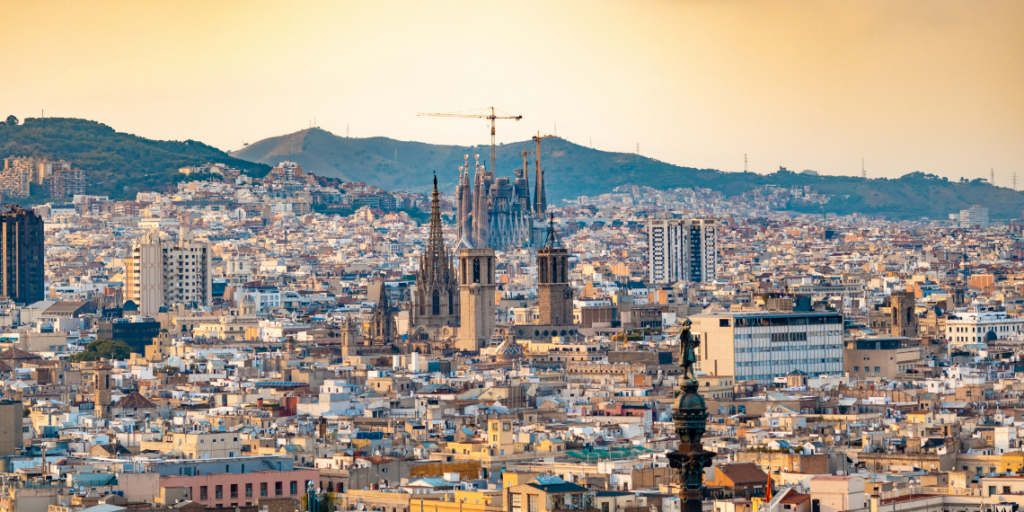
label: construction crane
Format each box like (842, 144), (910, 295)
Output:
(532, 131), (558, 216)
(418, 107), (522, 175)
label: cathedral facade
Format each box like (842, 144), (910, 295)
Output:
(456, 155), (538, 250)
(410, 176), (461, 341)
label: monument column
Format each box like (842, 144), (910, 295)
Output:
(667, 319), (715, 511)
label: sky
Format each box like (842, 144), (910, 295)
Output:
(2, 1), (1023, 183)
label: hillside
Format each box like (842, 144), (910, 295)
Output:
(0, 118), (270, 202)
(233, 127), (1024, 220)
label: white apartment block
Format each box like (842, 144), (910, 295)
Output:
(946, 307), (1024, 347)
(647, 218), (718, 285)
(959, 205), (989, 229)
(690, 311), (845, 384)
(124, 227), (212, 316)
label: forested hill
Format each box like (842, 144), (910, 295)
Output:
(234, 126), (1024, 220)
(0, 117), (270, 202)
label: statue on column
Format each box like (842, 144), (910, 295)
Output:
(678, 318), (698, 382)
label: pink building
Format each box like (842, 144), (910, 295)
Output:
(160, 469), (319, 508)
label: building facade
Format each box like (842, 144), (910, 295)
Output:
(124, 227), (213, 316)
(647, 218), (718, 285)
(946, 306), (1024, 347)
(690, 311), (844, 383)
(959, 205), (990, 229)
(1, 205), (45, 304)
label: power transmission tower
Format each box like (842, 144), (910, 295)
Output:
(1013, 172), (1017, 191)
(861, 158), (866, 179)
(744, 154), (748, 173)
(991, 168), (995, 186)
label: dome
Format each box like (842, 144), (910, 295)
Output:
(242, 294), (256, 305)
(122, 300), (138, 311)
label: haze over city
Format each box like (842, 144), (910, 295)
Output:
(5, 3), (1024, 512)
(3, 0), (1023, 180)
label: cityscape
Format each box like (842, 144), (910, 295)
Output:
(1, 3), (1023, 512)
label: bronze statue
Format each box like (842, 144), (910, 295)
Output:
(679, 318), (698, 382)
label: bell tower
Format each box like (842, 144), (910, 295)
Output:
(457, 248), (496, 351)
(537, 216), (572, 326)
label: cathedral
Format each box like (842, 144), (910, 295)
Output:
(456, 155), (541, 250)
(409, 176), (461, 342)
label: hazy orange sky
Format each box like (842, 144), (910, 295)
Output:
(3, 1), (1022, 182)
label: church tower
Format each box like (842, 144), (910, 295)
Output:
(410, 175), (460, 341)
(537, 216), (572, 326)
(457, 247), (496, 352)
(368, 281), (396, 345)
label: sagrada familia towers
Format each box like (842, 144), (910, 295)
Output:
(455, 154), (545, 250)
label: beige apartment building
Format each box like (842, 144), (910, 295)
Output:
(140, 431), (243, 459)
(124, 227), (212, 316)
(690, 311), (844, 384)
(844, 337), (923, 380)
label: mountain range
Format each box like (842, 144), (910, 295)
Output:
(2, 117), (1021, 221)
(232, 126), (1024, 220)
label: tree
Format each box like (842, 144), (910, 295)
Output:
(70, 339), (132, 362)
(5, 115), (17, 126)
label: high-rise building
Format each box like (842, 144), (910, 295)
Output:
(123, 227), (212, 316)
(1, 205), (45, 305)
(959, 205), (990, 229)
(457, 247), (496, 351)
(410, 176), (460, 341)
(647, 218), (718, 285)
(456, 154), (535, 250)
(690, 311), (844, 384)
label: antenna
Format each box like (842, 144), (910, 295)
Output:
(861, 158), (866, 179)
(347, 124), (350, 138)
(554, 123), (557, 136)
(991, 167), (995, 186)
(744, 154), (748, 173)
(1013, 172), (1017, 191)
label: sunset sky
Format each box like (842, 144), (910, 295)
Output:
(3, 1), (1022, 182)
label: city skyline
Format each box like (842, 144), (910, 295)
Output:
(2, 1), (1022, 183)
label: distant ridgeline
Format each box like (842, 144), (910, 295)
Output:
(0, 117), (270, 203)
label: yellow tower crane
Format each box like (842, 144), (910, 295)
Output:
(418, 107), (522, 175)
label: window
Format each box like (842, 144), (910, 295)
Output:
(261, 483), (268, 497)
(874, 367), (880, 372)
(215, 485), (223, 500)
(853, 367), (859, 372)
(290, 481), (297, 495)
(1004, 486), (1011, 494)
(246, 484), (252, 498)
(231, 484), (238, 499)
(275, 482), (282, 496)
(200, 486), (208, 500)
(527, 495), (538, 512)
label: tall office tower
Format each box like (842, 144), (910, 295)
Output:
(647, 218), (718, 285)
(0, 205), (44, 305)
(959, 205), (990, 229)
(123, 227), (212, 316)
(410, 176), (460, 341)
(890, 291), (919, 338)
(457, 247), (496, 351)
(537, 219), (573, 326)
(455, 154), (534, 250)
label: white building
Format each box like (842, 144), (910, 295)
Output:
(959, 205), (989, 229)
(123, 227), (212, 316)
(646, 218), (718, 284)
(690, 311), (845, 384)
(946, 307), (1024, 347)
